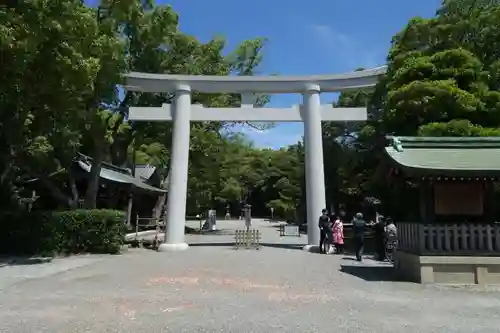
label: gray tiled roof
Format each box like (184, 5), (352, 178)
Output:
(76, 154), (166, 193)
(134, 165), (156, 180)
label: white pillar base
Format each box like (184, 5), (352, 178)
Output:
(157, 242), (190, 252)
(302, 244), (321, 253)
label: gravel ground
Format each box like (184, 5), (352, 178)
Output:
(1, 219), (500, 333)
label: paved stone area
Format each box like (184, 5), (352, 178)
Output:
(1, 219), (500, 332)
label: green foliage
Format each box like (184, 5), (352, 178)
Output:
(0, 0), (272, 209)
(322, 0), (500, 216)
(418, 119), (500, 136)
(0, 0), (100, 206)
(7, 0), (500, 225)
(0, 209), (125, 256)
(384, 1), (500, 136)
(185, 129), (304, 219)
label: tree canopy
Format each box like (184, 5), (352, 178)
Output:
(2, 0), (500, 220)
(0, 0), (301, 219)
(322, 0), (500, 217)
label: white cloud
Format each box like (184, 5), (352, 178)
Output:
(310, 24), (351, 46)
(307, 24), (382, 70)
(229, 124), (303, 149)
(238, 126), (270, 136)
(254, 132), (303, 149)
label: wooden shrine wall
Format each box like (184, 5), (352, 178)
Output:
(434, 182), (484, 216)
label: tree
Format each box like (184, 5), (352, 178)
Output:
(322, 69), (381, 212)
(81, 0), (170, 208)
(105, 2), (270, 213)
(383, 0), (500, 136)
(326, 0), (500, 216)
(264, 144), (304, 220)
(0, 0), (277, 213)
(0, 1), (107, 208)
(17, 0), (500, 222)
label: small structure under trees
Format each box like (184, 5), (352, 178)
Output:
(385, 136), (500, 284)
(75, 154), (166, 221)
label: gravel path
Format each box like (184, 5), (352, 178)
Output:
(1, 219), (499, 332)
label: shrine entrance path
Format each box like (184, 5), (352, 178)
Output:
(1, 219), (499, 333)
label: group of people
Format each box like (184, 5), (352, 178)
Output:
(318, 209), (397, 262)
(318, 209), (345, 255)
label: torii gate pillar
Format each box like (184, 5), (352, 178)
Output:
(161, 85), (191, 251)
(302, 84), (325, 251)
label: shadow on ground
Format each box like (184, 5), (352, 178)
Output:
(263, 219), (284, 223)
(261, 243), (304, 250)
(339, 264), (405, 282)
(188, 242), (305, 250)
(267, 223), (308, 235)
(186, 229), (236, 236)
(188, 242), (234, 247)
(0, 257), (52, 267)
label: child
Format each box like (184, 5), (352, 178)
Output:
(332, 216), (344, 254)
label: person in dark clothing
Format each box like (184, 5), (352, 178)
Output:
(352, 212), (370, 261)
(374, 215), (386, 261)
(318, 209), (331, 253)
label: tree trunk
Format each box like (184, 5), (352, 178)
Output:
(69, 172), (79, 207)
(153, 175), (169, 219)
(0, 160), (13, 186)
(84, 135), (105, 209)
(39, 176), (76, 208)
(20, 163), (76, 208)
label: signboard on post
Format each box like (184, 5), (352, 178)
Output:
(279, 224), (300, 237)
(284, 225), (300, 236)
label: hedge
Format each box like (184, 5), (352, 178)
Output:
(0, 209), (126, 256)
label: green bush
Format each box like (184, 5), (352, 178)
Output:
(0, 209), (125, 256)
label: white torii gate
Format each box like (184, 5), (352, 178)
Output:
(124, 66), (386, 252)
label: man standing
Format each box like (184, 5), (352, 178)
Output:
(318, 209), (331, 254)
(385, 218), (397, 238)
(384, 217), (398, 262)
(352, 212), (367, 261)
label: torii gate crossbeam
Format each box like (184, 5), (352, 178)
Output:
(124, 66), (386, 252)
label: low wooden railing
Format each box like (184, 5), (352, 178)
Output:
(397, 222), (500, 256)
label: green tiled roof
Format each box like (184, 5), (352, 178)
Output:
(385, 136), (500, 175)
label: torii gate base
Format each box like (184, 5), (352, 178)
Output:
(125, 67), (386, 252)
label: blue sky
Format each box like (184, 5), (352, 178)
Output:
(157, 0), (442, 148)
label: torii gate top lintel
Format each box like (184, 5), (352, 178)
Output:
(124, 66), (387, 94)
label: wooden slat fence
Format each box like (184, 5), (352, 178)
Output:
(397, 222), (500, 256)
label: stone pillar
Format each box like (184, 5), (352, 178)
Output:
(158, 85), (191, 252)
(302, 84), (326, 252)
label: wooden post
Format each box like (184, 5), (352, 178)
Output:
(126, 143), (137, 228)
(135, 214), (139, 241)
